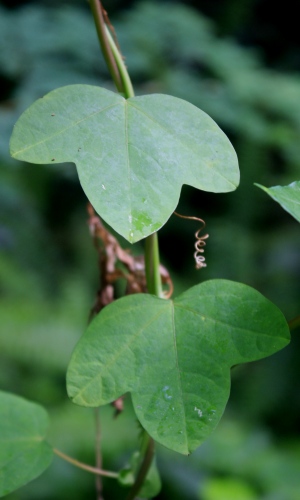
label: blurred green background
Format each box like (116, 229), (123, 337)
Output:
(1, 0), (300, 498)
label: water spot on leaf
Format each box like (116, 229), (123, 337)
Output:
(207, 408), (217, 422)
(162, 386), (172, 400)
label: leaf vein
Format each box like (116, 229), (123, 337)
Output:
(12, 102), (119, 157)
(171, 302), (188, 452)
(73, 307), (167, 402)
(128, 101), (236, 189)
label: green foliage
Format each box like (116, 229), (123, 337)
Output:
(118, 450), (161, 498)
(1, 1), (300, 173)
(10, 85), (238, 243)
(0, 391), (52, 498)
(67, 280), (289, 454)
(1, 1), (299, 498)
(193, 417), (300, 500)
(200, 477), (257, 500)
(256, 181), (300, 222)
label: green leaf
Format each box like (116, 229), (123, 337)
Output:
(255, 181), (300, 223)
(118, 451), (161, 498)
(200, 477), (258, 500)
(10, 85), (239, 243)
(66, 280), (289, 455)
(0, 391), (53, 497)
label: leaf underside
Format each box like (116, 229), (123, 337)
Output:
(66, 279), (290, 454)
(10, 85), (239, 242)
(0, 391), (53, 497)
(256, 181), (300, 223)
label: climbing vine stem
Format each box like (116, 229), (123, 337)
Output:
(145, 232), (164, 297)
(89, 1), (162, 497)
(126, 435), (155, 500)
(89, 0), (123, 93)
(89, 0), (134, 98)
(105, 25), (135, 98)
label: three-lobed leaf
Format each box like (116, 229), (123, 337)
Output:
(66, 279), (290, 455)
(10, 85), (239, 243)
(255, 181), (300, 223)
(0, 391), (53, 497)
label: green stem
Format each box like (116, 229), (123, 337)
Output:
(145, 232), (164, 297)
(125, 435), (155, 500)
(288, 314), (300, 331)
(89, 0), (134, 99)
(53, 448), (118, 478)
(105, 26), (135, 98)
(90, 0), (163, 300)
(89, 3), (162, 497)
(89, 0), (123, 93)
(94, 408), (103, 499)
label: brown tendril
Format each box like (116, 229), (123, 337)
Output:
(174, 211), (209, 269)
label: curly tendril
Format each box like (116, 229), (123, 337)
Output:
(174, 212), (209, 269)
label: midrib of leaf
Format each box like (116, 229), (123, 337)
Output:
(129, 141), (178, 187)
(174, 303), (288, 353)
(170, 302), (188, 453)
(11, 102), (119, 157)
(273, 192), (300, 205)
(128, 101), (237, 190)
(124, 102), (133, 238)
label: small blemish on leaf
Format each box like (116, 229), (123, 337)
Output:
(51, 113), (55, 116)
(51, 158), (55, 162)
(194, 406), (203, 417)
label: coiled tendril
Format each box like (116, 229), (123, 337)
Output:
(174, 212), (209, 269)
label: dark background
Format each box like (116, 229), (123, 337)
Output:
(1, 1), (300, 499)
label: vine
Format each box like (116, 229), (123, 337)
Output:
(1, 1), (298, 499)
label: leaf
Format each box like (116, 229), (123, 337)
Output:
(118, 451), (161, 498)
(200, 477), (257, 500)
(255, 181), (300, 223)
(0, 391), (53, 497)
(66, 279), (290, 455)
(10, 85), (239, 243)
